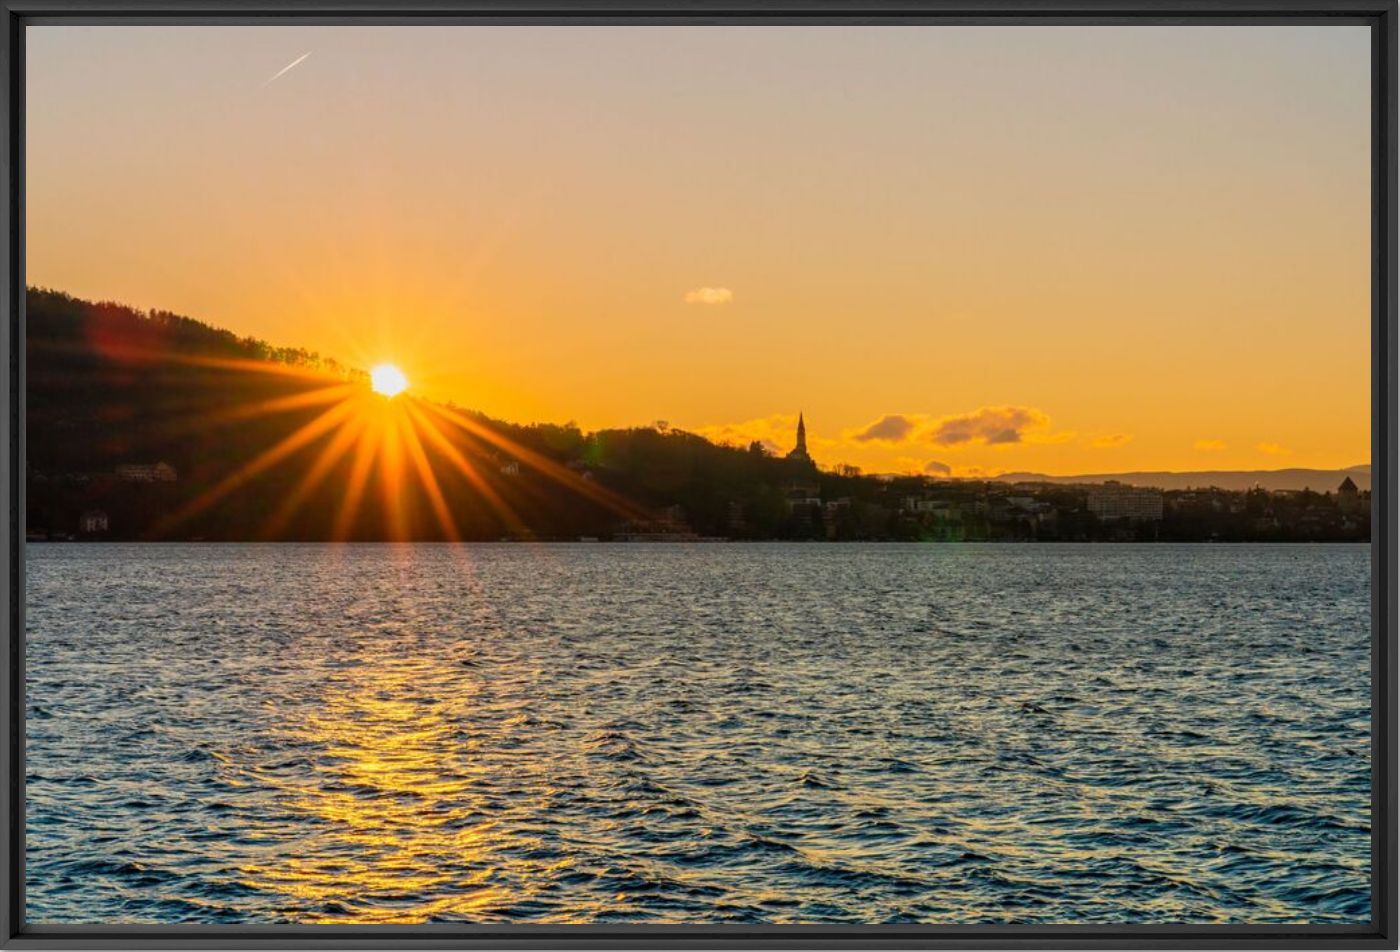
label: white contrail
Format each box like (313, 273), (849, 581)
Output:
(262, 52), (310, 88)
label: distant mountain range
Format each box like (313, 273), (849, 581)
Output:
(989, 465), (1371, 493)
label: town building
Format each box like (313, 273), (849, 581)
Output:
(116, 461), (177, 483)
(726, 500), (746, 532)
(614, 504), (700, 542)
(79, 509), (109, 534)
(1337, 475), (1361, 514)
(784, 479), (822, 511)
(822, 497), (853, 539)
(1086, 482), (1164, 522)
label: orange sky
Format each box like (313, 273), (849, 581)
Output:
(25, 25), (1372, 476)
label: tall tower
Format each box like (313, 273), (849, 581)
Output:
(786, 412), (812, 463)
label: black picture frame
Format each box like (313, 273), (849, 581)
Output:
(1, 1), (1394, 947)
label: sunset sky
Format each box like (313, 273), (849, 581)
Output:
(26, 25), (1371, 477)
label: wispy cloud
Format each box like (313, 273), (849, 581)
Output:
(1257, 442), (1291, 455)
(1195, 439), (1227, 451)
(263, 51), (311, 88)
(684, 287), (733, 305)
(851, 414), (916, 443)
(1089, 433), (1133, 448)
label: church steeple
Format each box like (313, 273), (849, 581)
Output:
(786, 412), (812, 464)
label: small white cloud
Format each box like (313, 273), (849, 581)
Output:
(684, 287), (733, 306)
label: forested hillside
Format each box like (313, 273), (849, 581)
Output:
(25, 289), (834, 540)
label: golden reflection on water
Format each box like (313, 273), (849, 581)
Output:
(232, 545), (603, 924)
(244, 651), (497, 921)
(231, 546), (495, 922)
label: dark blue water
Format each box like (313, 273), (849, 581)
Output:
(25, 543), (1371, 923)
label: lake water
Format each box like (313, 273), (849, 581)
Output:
(24, 543), (1371, 924)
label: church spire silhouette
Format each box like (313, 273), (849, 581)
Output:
(786, 412), (812, 464)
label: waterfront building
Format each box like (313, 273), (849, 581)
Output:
(1086, 482), (1164, 522)
(115, 461), (177, 483)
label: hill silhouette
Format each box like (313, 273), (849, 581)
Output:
(25, 289), (837, 541)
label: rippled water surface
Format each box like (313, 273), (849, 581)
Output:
(26, 543), (1370, 924)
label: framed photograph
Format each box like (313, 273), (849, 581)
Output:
(0, 0), (1395, 948)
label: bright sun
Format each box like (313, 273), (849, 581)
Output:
(370, 363), (408, 398)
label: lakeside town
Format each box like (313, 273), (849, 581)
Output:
(27, 420), (1371, 544)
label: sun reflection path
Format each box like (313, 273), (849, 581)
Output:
(229, 566), (593, 925)
(240, 639), (508, 922)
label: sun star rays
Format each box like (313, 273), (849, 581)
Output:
(148, 362), (648, 543)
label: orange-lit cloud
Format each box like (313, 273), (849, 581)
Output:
(691, 413), (798, 454)
(851, 414), (916, 443)
(1090, 433), (1133, 448)
(929, 405), (1051, 447)
(1195, 439), (1228, 451)
(1258, 442), (1292, 455)
(924, 460), (952, 475)
(684, 287), (733, 305)
(846, 406), (1067, 449)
